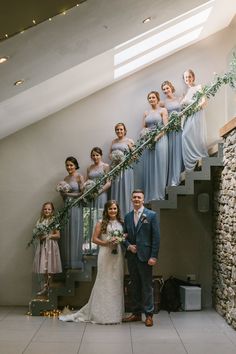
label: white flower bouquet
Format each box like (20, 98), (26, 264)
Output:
(139, 127), (149, 139)
(83, 179), (96, 193)
(56, 181), (72, 193)
(106, 229), (126, 254)
(110, 150), (125, 168)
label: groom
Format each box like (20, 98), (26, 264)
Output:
(123, 189), (160, 327)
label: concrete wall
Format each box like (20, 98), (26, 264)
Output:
(0, 21), (235, 305)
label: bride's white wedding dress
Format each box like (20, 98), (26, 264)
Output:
(59, 220), (124, 324)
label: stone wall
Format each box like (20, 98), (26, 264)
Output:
(213, 121), (236, 329)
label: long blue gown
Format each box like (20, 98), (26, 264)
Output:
(61, 175), (83, 269)
(181, 85), (208, 171)
(143, 109), (168, 202)
(165, 98), (184, 186)
(110, 140), (134, 217)
(85, 165), (109, 254)
(88, 164), (108, 209)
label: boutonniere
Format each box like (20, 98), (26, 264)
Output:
(141, 213), (148, 223)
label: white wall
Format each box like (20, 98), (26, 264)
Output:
(0, 21), (235, 305)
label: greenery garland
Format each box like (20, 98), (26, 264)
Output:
(27, 55), (236, 247)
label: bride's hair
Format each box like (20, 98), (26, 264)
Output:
(101, 200), (123, 234)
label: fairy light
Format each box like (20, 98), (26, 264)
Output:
(142, 17), (151, 24)
(0, 56), (9, 64)
(14, 79), (25, 86)
(0, 1), (87, 42)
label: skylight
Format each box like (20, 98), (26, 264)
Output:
(114, 0), (214, 79)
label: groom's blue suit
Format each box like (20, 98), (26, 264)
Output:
(124, 207), (160, 315)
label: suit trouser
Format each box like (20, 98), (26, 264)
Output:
(127, 254), (154, 315)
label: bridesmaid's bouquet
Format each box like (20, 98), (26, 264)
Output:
(106, 229), (126, 254)
(110, 150), (125, 168)
(139, 127), (149, 139)
(83, 179), (96, 193)
(56, 181), (72, 193)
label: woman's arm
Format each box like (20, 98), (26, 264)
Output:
(77, 174), (85, 195)
(143, 112), (148, 128)
(100, 164), (111, 193)
(155, 107), (168, 141)
(109, 139), (116, 160)
(49, 229), (60, 240)
(197, 85), (207, 109)
(127, 138), (134, 150)
(92, 221), (109, 246)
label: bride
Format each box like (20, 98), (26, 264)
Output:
(59, 200), (124, 324)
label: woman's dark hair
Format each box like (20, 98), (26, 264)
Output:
(115, 122), (127, 136)
(90, 147), (103, 158)
(101, 200), (123, 234)
(161, 80), (175, 93)
(65, 156), (79, 169)
(147, 91), (160, 102)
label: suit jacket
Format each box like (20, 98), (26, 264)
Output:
(124, 207), (160, 262)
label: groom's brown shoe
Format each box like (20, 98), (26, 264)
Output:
(145, 315), (153, 327)
(122, 314), (142, 322)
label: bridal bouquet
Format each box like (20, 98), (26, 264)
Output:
(106, 229), (126, 254)
(110, 150), (125, 168)
(56, 181), (72, 193)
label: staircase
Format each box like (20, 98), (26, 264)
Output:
(151, 143), (223, 211)
(30, 255), (97, 316)
(29, 143), (223, 315)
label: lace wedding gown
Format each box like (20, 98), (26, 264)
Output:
(59, 220), (124, 324)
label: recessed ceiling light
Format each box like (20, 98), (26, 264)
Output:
(142, 17), (151, 24)
(14, 79), (25, 86)
(0, 56), (9, 64)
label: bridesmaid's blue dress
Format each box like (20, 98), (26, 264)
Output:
(181, 85), (208, 171)
(110, 140), (134, 217)
(165, 98), (184, 186)
(61, 175), (83, 269)
(143, 110), (168, 202)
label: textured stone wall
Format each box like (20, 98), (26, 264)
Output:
(213, 128), (236, 328)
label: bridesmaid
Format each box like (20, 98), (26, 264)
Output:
(87, 147), (111, 209)
(142, 91), (168, 202)
(85, 147), (111, 253)
(60, 156), (84, 269)
(161, 80), (183, 186)
(181, 69), (208, 171)
(110, 123), (134, 217)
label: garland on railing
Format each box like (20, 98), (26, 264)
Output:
(27, 55), (236, 247)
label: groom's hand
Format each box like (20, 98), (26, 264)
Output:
(128, 245), (137, 253)
(148, 258), (157, 266)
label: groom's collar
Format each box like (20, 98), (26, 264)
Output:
(134, 206), (144, 215)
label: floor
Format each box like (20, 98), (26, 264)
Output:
(0, 307), (236, 354)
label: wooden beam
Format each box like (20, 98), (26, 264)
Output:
(219, 117), (236, 137)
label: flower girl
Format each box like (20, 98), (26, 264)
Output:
(33, 202), (62, 295)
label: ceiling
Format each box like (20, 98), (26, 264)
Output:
(0, 0), (235, 140)
(0, 0), (85, 40)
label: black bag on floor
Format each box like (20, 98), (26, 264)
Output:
(161, 276), (199, 313)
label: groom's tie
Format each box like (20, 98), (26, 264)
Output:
(134, 210), (139, 226)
